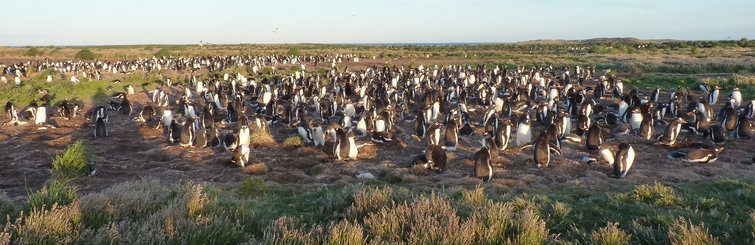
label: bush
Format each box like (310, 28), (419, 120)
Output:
(591, 222), (631, 245)
(2, 203), (81, 244)
(668, 218), (721, 245)
(74, 49), (96, 60)
(27, 180), (77, 211)
(154, 48), (173, 57)
(287, 48), (301, 56)
(282, 135), (303, 149)
(24, 47), (43, 57)
(237, 177), (273, 198)
(51, 140), (93, 179)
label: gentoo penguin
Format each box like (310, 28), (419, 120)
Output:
(136, 105), (156, 122)
(222, 133), (238, 151)
(239, 124), (252, 145)
(735, 115), (752, 139)
(169, 119), (181, 144)
(346, 130), (359, 159)
(639, 116), (654, 140)
(180, 119), (195, 147)
(656, 117), (686, 146)
(232, 144), (251, 167)
(414, 112), (427, 138)
(208, 127), (221, 148)
(125, 84), (135, 95)
(442, 120), (459, 151)
(730, 87), (742, 108)
(311, 123), (326, 146)
(534, 132), (563, 168)
(585, 123), (603, 151)
(612, 143), (635, 178)
(651, 87), (660, 102)
(160, 109), (173, 129)
(703, 125), (727, 145)
(34, 103), (46, 125)
(427, 123), (442, 146)
(333, 128), (349, 160)
(627, 107), (643, 132)
(516, 114), (532, 146)
(424, 145), (447, 172)
(668, 146), (725, 163)
(494, 119), (513, 151)
(195, 127), (207, 148)
(708, 86), (720, 105)
(473, 146), (493, 182)
(94, 117), (108, 138)
(4, 101), (18, 124)
(720, 106), (738, 132)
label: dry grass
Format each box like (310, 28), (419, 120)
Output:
(250, 130), (276, 148)
(243, 163), (270, 175)
(591, 222), (631, 245)
(668, 218), (721, 245)
(282, 135), (304, 149)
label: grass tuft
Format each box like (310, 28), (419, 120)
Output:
(591, 222), (631, 245)
(27, 180), (77, 211)
(51, 140), (93, 179)
(668, 218), (721, 245)
(282, 135), (304, 149)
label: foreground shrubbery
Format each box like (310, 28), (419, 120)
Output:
(0, 178), (753, 244)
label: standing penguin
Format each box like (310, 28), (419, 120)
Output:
(425, 145), (447, 172)
(735, 115), (752, 139)
(180, 119), (195, 147)
(311, 123), (326, 146)
(656, 117), (686, 146)
(442, 120), (459, 151)
(232, 144), (251, 167)
(94, 117), (108, 138)
(639, 116), (654, 140)
(473, 146), (493, 182)
(730, 87), (742, 108)
(195, 127), (208, 148)
(427, 123), (442, 146)
(4, 101), (18, 124)
(333, 128), (351, 161)
(534, 132), (562, 168)
(612, 143), (635, 178)
(208, 126), (221, 148)
(169, 119), (181, 144)
(494, 119), (513, 151)
(585, 123), (603, 151)
(627, 107), (643, 132)
(516, 114), (532, 146)
(704, 125), (727, 145)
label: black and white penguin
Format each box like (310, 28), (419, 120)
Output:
(576, 114), (591, 136)
(656, 117), (686, 146)
(414, 111), (427, 138)
(735, 115), (752, 139)
(611, 143), (635, 178)
(333, 128), (349, 160)
(296, 122), (312, 145)
(516, 114), (532, 146)
(442, 120), (459, 151)
(473, 146), (493, 182)
(180, 119), (195, 147)
(585, 123), (603, 151)
(311, 123), (326, 146)
(136, 105), (156, 122)
(708, 86), (720, 105)
(208, 127), (221, 148)
(94, 117), (108, 138)
(704, 125), (727, 145)
(222, 133), (238, 151)
(651, 87), (660, 102)
(169, 119), (181, 144)
(730, 87), (742, 107)
(494, 119), (513, 151)
(533, 132), (563, 168)
(627, 107), (643, 132)
(4, 101), (18, 124)
(231, 144), (251, 167)
(427, 123), (442, 146)
(668, 146), (725, 163)
(720, 106), (738, 132)
(195, 127), (207, 148)
(639, 116), (654, 140)
(424, 145), (447, 172)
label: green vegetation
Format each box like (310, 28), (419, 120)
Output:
(51, 140), (93, 179)
(74, 49), (97, 60)
(282, 135), (303, 148)
(287, 47), (301, 56)
(24, 47), (43, 57)
(1, 178), (752, 244)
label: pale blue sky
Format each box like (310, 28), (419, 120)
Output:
(2, 0), (753, 46)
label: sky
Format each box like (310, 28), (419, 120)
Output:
(2, 0), (754, 46)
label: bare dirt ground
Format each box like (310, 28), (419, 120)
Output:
(1, 59), (753, 200)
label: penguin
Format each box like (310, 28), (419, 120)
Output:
(708, 86), (720, 105)
(585, 123), (603, 151)
(668, 146), (725, 163)
(627, 107), (643, 132)
(371, 130), (394, 144)
(656, 117), (686, 146)
(703, 125), (727, 145)
(611, 143), (635, 178)
(494, 119), (513, 151)
(533, 132), (562, 168)
(208, 127), (221, 148)
(639, 116), (654, 140)
(94, 117), (108, 138)
(516, 114), (532, 146)
(414, 112), (427, 138)
(442, 120), (459, 151)
(720, 106), (738, 132)
(232, 144), (251, 167)
(735, 115), (752, 139)
(169, 119), (181, 144)
(730, 87), (742, 108)
(651, 87), (660, 102)
(427, 123), (442, 146)
(222, 133), (238, 151)
(575, 114), (591, 136)
(195, 127), (207, 148)
(605, 112), (618, 125)
(333, 128), (351, 161)
(125, 84), (135, 95)
(239, 124), (252, 146)
(119, 94), (132, 115)
(311, 123), (326, 146)
(347, 130), (359, 159)
(424, 145), (447, 172)
(4, 101), (18, 124)
(180, 119), (195, 147)
(34, 104), (47, 125)
(473, 146), (493, 182)
(136, 105), (156, 122)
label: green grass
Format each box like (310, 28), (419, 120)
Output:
(2, 178), (753, 244)
(51, 140), (93, 179)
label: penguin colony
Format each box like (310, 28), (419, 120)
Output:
(2, 56), (753, 180)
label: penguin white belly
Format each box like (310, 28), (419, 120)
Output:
(312, 129), (325, 146)
(516, 124), (531, 146)
(629, 114), (643, 130)
(599, 148), (615, 165)
(347, 138), (358, 159)
(375, 120), (386, 132)
(34, 107), (46, 125)
(623, 147), (635, 177)
(239, 129), (251, 145)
